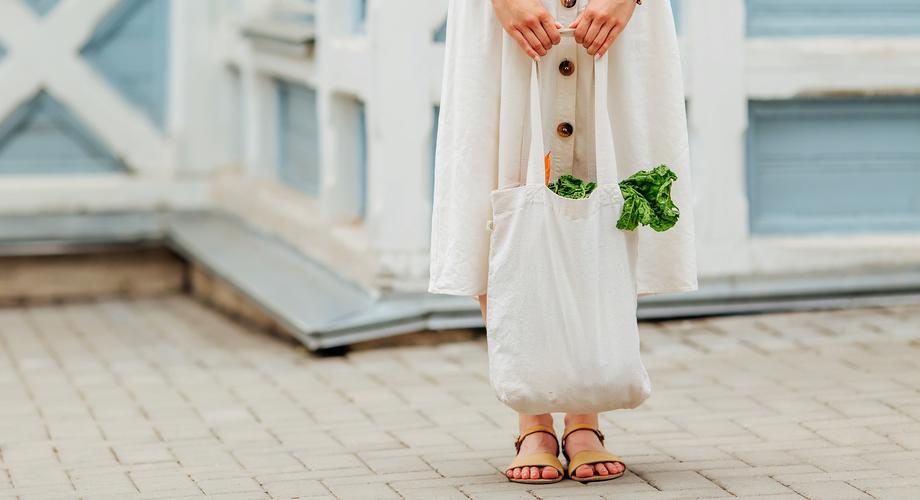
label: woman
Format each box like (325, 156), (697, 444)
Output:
(429, 0), (698, 484)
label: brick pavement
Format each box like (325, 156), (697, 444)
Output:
(0, 296), (919, 499)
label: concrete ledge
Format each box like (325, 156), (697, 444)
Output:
(2, 211), (920, 352)
(0, 247), (186, 305)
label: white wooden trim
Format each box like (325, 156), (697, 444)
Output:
(0, 176), (210, 213)
(747, 38), (920, 99)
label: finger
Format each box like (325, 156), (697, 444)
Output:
(511, 29), (540, 60)
(595, 24), (622, 58)
(530, 23), (553, 51)
(588, 22), (613, 56)
(574, 11), (593, 43)
(540, 16), (561, 45)
(583, 17), (603, 50)
(521, 28), (547, 56)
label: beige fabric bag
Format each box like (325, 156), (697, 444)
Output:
(485, 55), (651, 414)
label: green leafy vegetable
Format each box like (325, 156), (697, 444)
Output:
(546, 165), (680, 232)
(547, 175), (597, 199)
(617, 165), (680, 232)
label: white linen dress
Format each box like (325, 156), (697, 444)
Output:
(428, 0), (698, 297)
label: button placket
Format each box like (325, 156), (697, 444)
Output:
(549, 2), (579, 178)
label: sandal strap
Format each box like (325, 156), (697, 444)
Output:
(566, 450), (625, 478)
(513, 424), (558, 454)
(561, 423), (605, 450)
(506, 452), (565, 476)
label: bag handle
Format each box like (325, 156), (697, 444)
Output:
(524, 52), (622, 191)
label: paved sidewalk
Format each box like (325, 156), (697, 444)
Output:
(0, 297), (919, 500)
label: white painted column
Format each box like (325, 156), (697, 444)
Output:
(240, 47), (278, 180)
(365, 0), (437, 285)
(316, 0), (363, 223)
(685, 0), (750, 277)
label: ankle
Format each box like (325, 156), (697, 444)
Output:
(519, 413), (553, 430)
(563, 413), (599, 428)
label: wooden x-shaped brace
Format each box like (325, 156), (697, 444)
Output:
(0, 0), (171, 174)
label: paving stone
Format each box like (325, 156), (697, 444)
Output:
(787, 480), (872, 499)
(195, 476), (264, 495)
(261, 479), (328, 498)
(705, 474), (795, 496)
(2, 298), (920, 499)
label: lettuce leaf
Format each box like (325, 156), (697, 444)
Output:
(546, 165), (680, 232)
(616, 165), (680, 232)
(547, 174), (597, 199)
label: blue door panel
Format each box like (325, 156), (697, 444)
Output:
(746, 0), (920, 37)
(747, 98), (920, 235)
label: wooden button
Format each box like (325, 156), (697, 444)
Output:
(559, 59), (574, 76)
(561, 0), (576, 8)
(557, 122), (573, 138)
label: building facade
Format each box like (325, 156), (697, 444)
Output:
(0, 0), (919, 296)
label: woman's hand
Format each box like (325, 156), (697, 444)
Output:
(492, 0), (562, 61)
(570, 0), (637, 58)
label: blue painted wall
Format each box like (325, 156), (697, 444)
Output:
(747, 98), (920, 235)
(0, 92), (124, 174)
(354, 0), (367, 34)
(746, 0), (920, 37)
(670, 0), (682, 33)
(433, 19), (447, 43)
(81, 0), (170, 130)
(277, 80), (321, 197)
(431, 106), (440, 199)
(23, 0), (60, 17)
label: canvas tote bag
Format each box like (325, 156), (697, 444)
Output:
(485, 53), (652, 415)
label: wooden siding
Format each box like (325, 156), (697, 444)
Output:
(23, 0), (61, 17)
(0, 92), (124, 175)
(746, 0), (920, 37)
(81, 0), (170, 130)
(277, 80), (321, 197)
(747, 98), (920, 235)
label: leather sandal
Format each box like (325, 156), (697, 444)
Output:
(504, 424), (565, 484)
(561, 423), (627, 483)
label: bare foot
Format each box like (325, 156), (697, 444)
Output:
(506, 430), (561, 481)
(563, 427), (625, 479)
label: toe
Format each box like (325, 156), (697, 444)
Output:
(512, 467), (522, 479)
(542, 466), (559, 479)
(595, 462), (609, 475)
(607, 461), (622, 474)
(575, 464), (594, 478)
(505, 469), (513, 478)
(529, 466), (540, 478)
